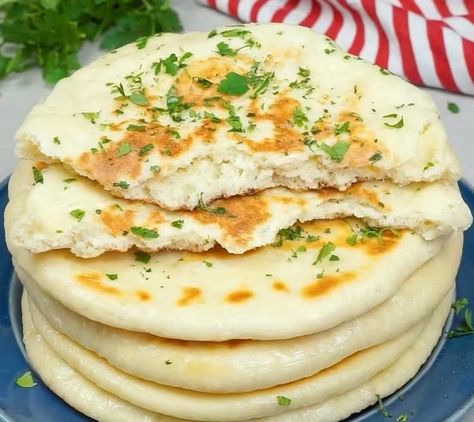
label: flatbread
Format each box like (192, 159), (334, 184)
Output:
(6, 202), (446, 340)
(22, 292), (451, 422)
(19, 231), (461, 393)
(8, 161), (471, 257)
(16, 23), (460, 209)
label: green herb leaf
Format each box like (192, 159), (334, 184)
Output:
(218, 72), (249, 96)
(452, 298), (469, 315)
(447, 102), (459, 114)
(135, 36), (149, 49)
(369, 152), (383, 163)
(150, 165), (161, 173)
(69, 209), (85, 221)
(129, 92), (148, 106)
(194, 77), (213, 88)
(139, 144), (154, 157)
(171, 219), (184, 229)
(32, 166), (44, 185)
(204, 111), (221, 123)
(113, 181), (130, 189)
(423, 161), (434, 171)
(135, 251), (151, 264)
(376, 394), (391, 417)
(127, 124), (146, 132)
(292, 107), (308, 127)
(82, 112), (100, 124)
(277, 395), (292, 406)
(313, 242), (336, 265)
(116, 143), (132, 157)
(15, 371), (37, 388)
(334, 121), (350, 135)
(203, 260), (213, 267)
(197, 193), (235, 217)
(216, 41), (236, 57)
(130, 226), (159, 239)
(319, 140), (350, 162)
(53, 136), (61, 145)
(396, 414), (409, 422)
(106, 273), (118, 280)
(383, 114), (404, 128)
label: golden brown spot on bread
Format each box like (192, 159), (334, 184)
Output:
(78, 124), (193, 188)
(271, 194), (307, 207)
(302, 271), (356, 298)
(135, 290), (151, 301)
(177, 287), (202, 306)
(337, 111), (386, 168)
(146, 211), (164, 226)
(175, 57), (250, 106)
(34, 161), (49, 171)
(236, 96), (305, 153)
(273, 281), (289, 292)
(75, 272), (121, 295)
(190, 193), (270, 245)
(226, 289), (254, 303)
(363, 230), (404, 255)
(100, 206), (135, 236)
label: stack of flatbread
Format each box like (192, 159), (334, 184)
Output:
(4, 24), (472, 421)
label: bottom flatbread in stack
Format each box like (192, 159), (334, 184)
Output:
(10, 228), (460, 421)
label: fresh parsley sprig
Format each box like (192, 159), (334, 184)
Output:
(0, 0), (182, 83)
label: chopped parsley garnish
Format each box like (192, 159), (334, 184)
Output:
(135, 36), (149, 49)
(32, 166), (44, 185)
(329, 254), (339, 261)
(63, 178), (76, 184)
(129, 91), (149, 106)
(369, 152), (383, 163)
(171, 219), (184, 229)
(165, 359), (172, 365)
(69, 209), (85, 222)
(448, 298), (474, 338)
(277, 395), (292, 406)
(81, 111), (100, 124)
(113, 181), (130, 189)
(273, 226), (304, 246)
(313, 242), (336, 265)
(383, 114), (404, 128)
(379, 68), (390, 75)
(116, 142), (132, 157)
(250, 71), (274, 99)
(127, 124), (146, 132)
(218, 72), (249, 96)
(396, 415), (409, 422)
(194, 77), (213, 88)
(154, 52), (193, 76)
(53, 136), (61, 145)
(106, 273), (118, 280)
(447, 102), (460, 114)
(220, 28), (251, 38)
(15, 371), (36, 388)
(130, 226), (159, 239)
(216, 41), (236, 57)
(376, 394), (391, 417)
(423, 161), (434, 171)
(139, 144), (154, 157)
(150, 165), (161, 173)
(298, 67), (310, 77)
(165, 88), (191, 121)
(319, 140), (350, 162)
(324, 48), (335, 54)
(135, 251), (151, 264)
(227, 113), (243, 132)
(346, 226), (399, 245)
(203, 260), (213, 267)
(334, 121), (350, 135)
(204, 111), (221, 123)
(292, 106), (308, 127)
(452, 297), (469, 315)
(197, 193), (234, 217)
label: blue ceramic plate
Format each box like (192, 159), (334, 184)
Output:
(0, 176), (473, 422)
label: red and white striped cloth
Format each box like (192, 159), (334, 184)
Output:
(200, 0), (474, 95)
